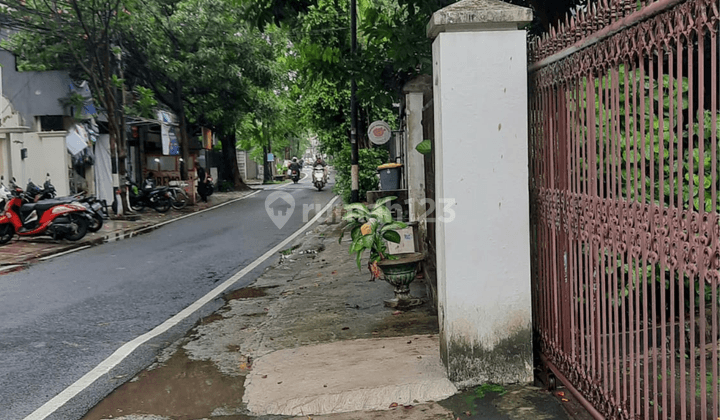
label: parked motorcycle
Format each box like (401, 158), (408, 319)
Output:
(125, 176), (172, 213)
(0, 176), (10, 210)
(0, 178), (89, 245)
(168, 180), (189, 210)
(25, 174), (106, 232)
(312, 166), (325, 191)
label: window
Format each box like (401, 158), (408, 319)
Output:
(39, 116), (64, 131)
(146, 156), (177, 171)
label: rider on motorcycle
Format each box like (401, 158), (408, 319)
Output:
(289, 157), (302, 173)
(313, 155), (328, 182)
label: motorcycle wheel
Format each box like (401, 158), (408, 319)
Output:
(88, 212), (104, 233)
(316, 184), (324, 191)
(171, 189), (188, 210)
(0, 224), (14, 244)
(130, 199), (145, 212)
(64, 213), (89, 241)
(154, 197), (172, 213)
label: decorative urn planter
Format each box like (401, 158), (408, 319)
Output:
(377, 252), (425, 309)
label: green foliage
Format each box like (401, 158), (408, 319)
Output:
(571, 64), (720, 307)
(474, 383), (507, 398)
(575, 64), (720, 212)
(63, 92), (87, 120)
(126, 86), (158, 119)
(339, 196), (407, 269)
(0, 0), (133, 144)
(333, 146), (388, 204)
(415, 139), (431, 155)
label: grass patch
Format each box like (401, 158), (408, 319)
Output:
(474, 383), (507, 398)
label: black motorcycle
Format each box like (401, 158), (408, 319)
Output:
(125, 176), (172, 213)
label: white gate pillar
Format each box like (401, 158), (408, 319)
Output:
(428, 0), (534, 386)
(403, 75), (432, 241)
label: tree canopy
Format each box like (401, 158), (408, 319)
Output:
(0, 0), (590, 191)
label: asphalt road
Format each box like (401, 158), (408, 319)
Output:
(0, 170), (336, 420)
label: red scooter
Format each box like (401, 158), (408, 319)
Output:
(0, 178), (89, 245)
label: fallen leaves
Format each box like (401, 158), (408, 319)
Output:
(389, 402), (398, 408)
(392, 311), (402, 315)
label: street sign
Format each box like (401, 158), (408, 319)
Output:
(267, 153), (275, 162)
(368, 120), (392, 145)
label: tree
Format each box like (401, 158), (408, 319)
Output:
(119, 0), (278, 187)
(0, 0), (138, 208)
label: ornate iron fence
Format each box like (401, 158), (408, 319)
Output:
(528, 1), (720, 418)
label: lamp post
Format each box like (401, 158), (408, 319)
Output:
(350, 0), (359, 203)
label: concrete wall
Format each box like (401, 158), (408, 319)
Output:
(0, 51), (70, 126)
(8, 131), (70, 197)
(0, 52), (73, 196)
(429, 0), (533, 387)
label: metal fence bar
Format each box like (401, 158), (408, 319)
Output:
(528, 0), (720, 418)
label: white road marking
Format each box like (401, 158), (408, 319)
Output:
(24, 194), (339, 420)
(38, 245), (91, 261)
(0, 264), (22, 273)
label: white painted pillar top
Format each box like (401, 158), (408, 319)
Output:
(427, 0), (532, 39)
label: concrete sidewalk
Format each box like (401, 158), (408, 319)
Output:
(69, 200), (580, 420)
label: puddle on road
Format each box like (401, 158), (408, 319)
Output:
(81, 347), (251, 420)
(222, 287), (271, 302)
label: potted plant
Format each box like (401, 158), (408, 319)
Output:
(339, 196), (424, 308)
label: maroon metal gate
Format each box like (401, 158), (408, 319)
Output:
(528, 1), (720, 419)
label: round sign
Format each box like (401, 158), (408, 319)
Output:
(368, 120), (392, 145)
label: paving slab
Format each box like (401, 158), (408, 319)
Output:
(244, 335), (457, 416)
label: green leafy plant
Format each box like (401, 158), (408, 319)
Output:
(415, 139), (431, 155)
(339, 196), (407, 276)
(127, 86), (158, 119)
(333, 145), (387, 204)
(63, 92), (87, 120)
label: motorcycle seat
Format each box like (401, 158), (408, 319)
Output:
(21, 200), (68, 213)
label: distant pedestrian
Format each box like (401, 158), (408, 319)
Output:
(195, 162), (209, 202)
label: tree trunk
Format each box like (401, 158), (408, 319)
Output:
(106, 85), (131, 214)
(220, 131), (249, 191)
(175, 82), (190, 180)
(263, 124), (273, 182)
